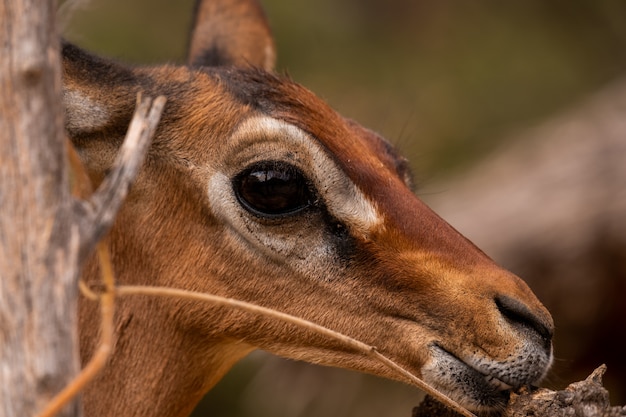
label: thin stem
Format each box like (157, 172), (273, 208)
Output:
(35, 242), (115, 417)
(115, 285), (476, 417)
(78, 280), (99, 301)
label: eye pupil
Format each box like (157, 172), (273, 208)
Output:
(234, 162), (312, 216)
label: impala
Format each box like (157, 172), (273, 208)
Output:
(66, 1), (554, 416)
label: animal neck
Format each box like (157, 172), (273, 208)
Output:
(78, 228), (253, 417)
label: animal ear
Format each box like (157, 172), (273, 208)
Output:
(62, 42), (139, 138)
(187, 0), (276, 71)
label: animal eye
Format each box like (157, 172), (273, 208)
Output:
(233, 162), (313, 217)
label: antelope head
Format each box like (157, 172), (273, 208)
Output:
(67, 1), (554, 416)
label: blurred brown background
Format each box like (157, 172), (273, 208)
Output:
(61, 0), (626, 416)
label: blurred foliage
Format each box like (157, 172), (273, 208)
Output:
(60, 0), (626, 416)
(61, 0), (626, 177)
(196, 352), (419, 417)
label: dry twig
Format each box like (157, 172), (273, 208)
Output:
(115, 285), (476, 417)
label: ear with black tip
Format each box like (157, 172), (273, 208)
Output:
(62, 41), (141, 138)
(187, 0), (276, 71)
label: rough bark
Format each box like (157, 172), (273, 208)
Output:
(0, 1), (165, 415)
(0, 1), (79, 416)
(413, 366), (626, 417)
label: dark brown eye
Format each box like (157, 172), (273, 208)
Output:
(234, 162), (313, 217)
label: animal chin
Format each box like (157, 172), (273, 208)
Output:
(422, 344), (516, 412)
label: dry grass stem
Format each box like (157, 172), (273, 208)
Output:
(115, 285), (476, 417)
(35, 243), (116, 417)
(79, 280), (99, 301)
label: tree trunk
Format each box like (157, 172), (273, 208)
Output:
(1, 3), (165, 414)
(0, 0), (82, 416)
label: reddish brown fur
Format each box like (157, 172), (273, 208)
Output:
(66, 1), (554, 417)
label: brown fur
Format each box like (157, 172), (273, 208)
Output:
(67, 1), (554, 416)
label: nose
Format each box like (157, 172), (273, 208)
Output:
(495, 294), (553, 353)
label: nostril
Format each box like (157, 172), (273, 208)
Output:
(495, 295), (553, 350)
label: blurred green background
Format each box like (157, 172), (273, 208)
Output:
(61, 0), (626, 177)
(61, 1), (626, 416)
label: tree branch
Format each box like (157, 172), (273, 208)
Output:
(73, 94), (166, 263)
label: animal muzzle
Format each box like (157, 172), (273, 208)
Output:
(420, 288), (554, 412)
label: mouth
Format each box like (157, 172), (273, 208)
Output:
(422, 345), (515, 412)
